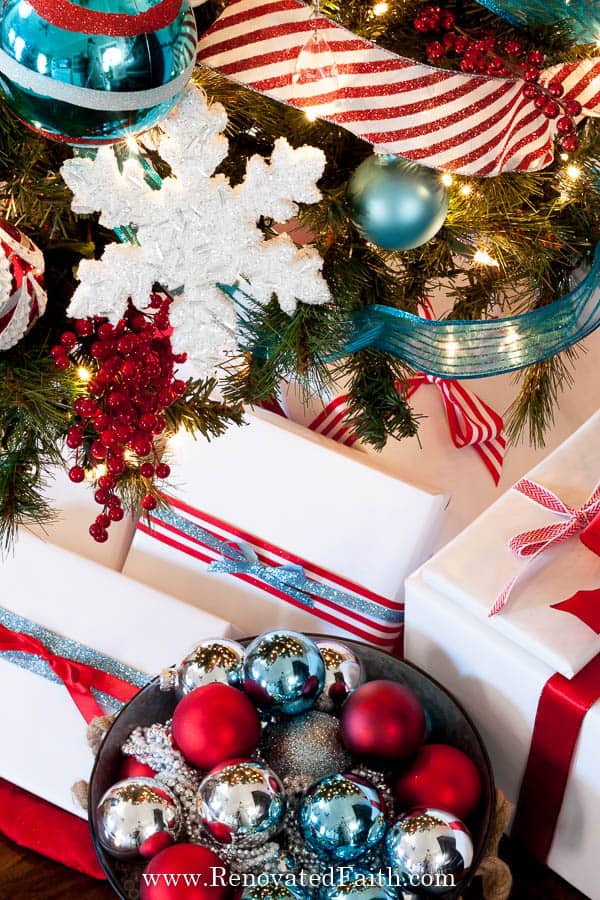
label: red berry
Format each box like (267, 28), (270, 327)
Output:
(133, 437), (153, 458)
(96, 513), (111, 529)
(523, 66), (540, 83)
(101, 428), (119, 448)
(66, 426), (83, 449)
(79, 398), (98, 418)
(171, 379), (186, 396)
(141, 495), (158, 511)
(113, 424), (131, 443)
(156, 463), (171, 480)
(90, 341), (109, 360)
(94, 413), (109, 431)
(107, 390), (128, 410)
(97, 323), (114, 341)
(92, 527), (109, 544)
(69, 466), (85, 483)
(121, 359), (139, 380)
(460, 57), (476, 73)
(543, 100), (560, 119)
(534, 94), (547, 110)
(117, 335), (135, 355)
(75, 319), (94, 337)
(86, 379), (104, 397)
(94, 488), (108, 505)
(50, 344), (65, 359)
(107, 456), (126, 475)
(439, 9), (454, 29)
(89, 523), (100, 538)
(140, 413), (158, 432)
(140, 462), (155, 478)
(60, 331), (77, 350)
(547, 81), (564, 98)
(560, 134), (579, 152)
(442, 31), (456, 49)
(98, 475), (116, 491)
(556, 116), (574, 135)
(109, 506), (124, 522)
(107, 493), (122, 508)
(523, 84), (540, 100)
(565, 99), (582, 117)
(54, 356), (71, 371)
(504, 38), (523, 57)
(527, 49), (544, 66)
(173, 353), (188, 364)
(129, 313), (148, 332)
(454, 35), (468, 53)
(152, 417), (167, 435)
(90, 440), (107, 460)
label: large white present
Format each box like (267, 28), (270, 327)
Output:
(0, 530), (236, 818)
(405, 411), (600, 898)
(123, 410), (447, 649)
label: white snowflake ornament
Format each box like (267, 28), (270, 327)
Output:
(61, 86), (330, 375)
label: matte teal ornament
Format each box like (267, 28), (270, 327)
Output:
(348, 154), (449, 251)
(0, 0), (197, 145)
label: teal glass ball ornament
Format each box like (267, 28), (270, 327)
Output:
(347, 155), (449, 251)
(299, 773), (387, 861)
(242, 630), (325, 715)
(0, 0), (197, 145)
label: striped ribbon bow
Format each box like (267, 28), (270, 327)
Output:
(404, 300), (506, 485)
(490, 478), (600, 616)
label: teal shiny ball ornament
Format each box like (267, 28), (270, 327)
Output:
(299, 773), (387, 861)
(242, 630), (325, 716)
(0, 0), (197, 145)
(347, 155), (449, 251)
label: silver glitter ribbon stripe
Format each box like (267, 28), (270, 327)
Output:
(153, 506), (403, 627)
(0, 48), (195, 111)
(0, 606), (149, 710)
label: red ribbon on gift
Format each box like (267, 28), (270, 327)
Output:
(0, 624), (139, 724)
(403, 299), (506, 485)
(259, 392), (360, 447)
(490, 478), (600, 616)
(513, 652), (600, 863)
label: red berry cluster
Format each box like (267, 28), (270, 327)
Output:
(51, 294), (187, 543)
(413, 5), (581, 152)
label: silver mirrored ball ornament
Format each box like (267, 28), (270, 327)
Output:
(315, 639), (364, 711)
(161, 638), (245, 696)
(94, 777), (181, 859)
(242, 630), (325, 715)
(197, 760), (286, 847)
(385, 808), (474, 895)
(299, 773), (387, 861)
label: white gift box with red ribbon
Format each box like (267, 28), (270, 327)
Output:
(122, 410), (447, 649)
(404, 410), (600, 898)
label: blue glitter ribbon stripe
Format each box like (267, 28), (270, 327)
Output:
(0, 606), (149, 710)
(153, 506), (403, 626)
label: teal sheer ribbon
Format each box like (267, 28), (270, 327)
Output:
(474, 0), (600, 43)
(153, 506), (403, 626)
(0, 605), (149, 710)
(220, 243), (600, 380)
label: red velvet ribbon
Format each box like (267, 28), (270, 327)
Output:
(0, 624), (139, 724)
(512, 652), (600, 862)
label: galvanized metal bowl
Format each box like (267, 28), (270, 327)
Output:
(89, 637), (495, 899)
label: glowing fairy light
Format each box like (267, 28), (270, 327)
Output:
(473, 249), (500, 267)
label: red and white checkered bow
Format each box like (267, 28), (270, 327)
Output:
(490, 478), (600, 616)
(404, 300), (506, 485)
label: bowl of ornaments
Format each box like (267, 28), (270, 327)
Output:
(89, 631), (494, 899)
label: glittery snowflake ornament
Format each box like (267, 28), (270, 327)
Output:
(61, 86), (330, 375)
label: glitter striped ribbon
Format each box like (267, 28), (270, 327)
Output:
(140, 495), (405, 648)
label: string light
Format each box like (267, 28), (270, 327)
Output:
(566, 164), (581, 180)
(305, 109), (317, 121)
(76, 365), (92, 382)
(473, 249), (500, 267)
(87, 463), (107, 481)
(126, 135), (138, 153)
(560, 153), (569, 161)
(373, 1), (389, 14)
(440, 173), (453, 187)
(460, 184), (472, 197)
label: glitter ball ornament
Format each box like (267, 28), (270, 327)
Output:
(140, 843), (229, 900)
(242, 630), (325, 715)
(0, 220), (45, 351)
(261, 711), (353, 781)
(319, 868), (399, 900)
(340, 680), (425, 762)
(0, 0), (197, 145)
(385, 808), (474, 895)
(94, 777), (181, 859)
(347, 155), (449, 251)
(316, 639), (364, 711)
(171, 682), (262, 770)
(161, 638), (245, 696)
(197, 760), (286, 847)
(394, 744), (482, 821)
(299, 773), (387, 861)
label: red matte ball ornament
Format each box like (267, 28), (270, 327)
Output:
(172, 683), (261, 770)
(340, 679), (425, 761)
(140, 844), (229, 900)
(394, 743), (482, 820)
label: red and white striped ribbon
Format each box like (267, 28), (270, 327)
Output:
(197, 0), (600, 176)
(140, 494), (404, 648)
(490, 478), (600, 616)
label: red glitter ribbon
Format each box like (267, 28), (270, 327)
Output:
(27, 0), (183, 36)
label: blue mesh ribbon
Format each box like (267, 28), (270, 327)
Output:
(0, 605), (149, 711)
(222, 243), (600, 380)
(474, 0), (600, 42)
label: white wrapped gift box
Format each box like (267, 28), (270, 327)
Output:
(0, 530), (236, 818)
(123, 410), (447, 648)
(405, 411), (600, 898)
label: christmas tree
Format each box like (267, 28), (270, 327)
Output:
(0, 0), (598, 547)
